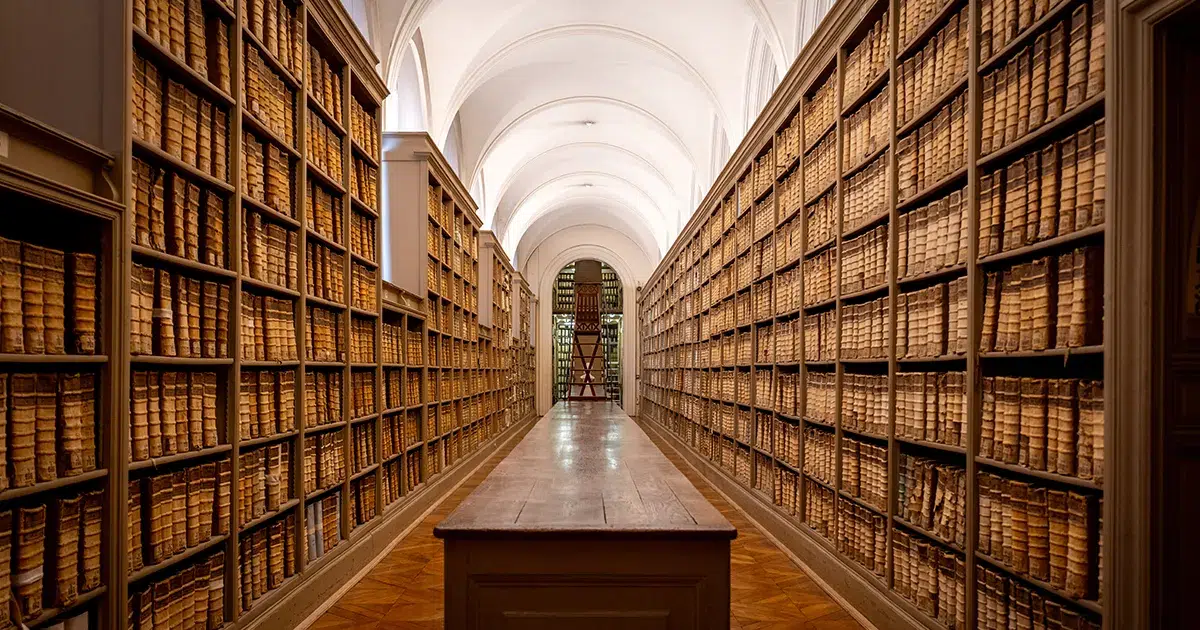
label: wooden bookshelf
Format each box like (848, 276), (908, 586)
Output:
(513, 277), (536, 422)
(638, 0), (1108, 628)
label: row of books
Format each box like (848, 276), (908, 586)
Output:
(244, 209), (298, 290)
(977, 563), (1100, 629)
(381, 460), (403, 506)
(307, 181), (343, 245)
(243, 0), (304, 80)
(306, 305), (344, 362)
(845, 11), (890, 105)
(841, 296), (890, 359)
(777, 162), (803, 224)
(381, 411), (421, 459)
(131, 371), (220, 462)
(844, 86), (890, 168)
(841, 225), (888, 295)
(350, 98), (379, 156)
(306, 240), (346, 303)
(350, 371), (375, 419)
(305, 370), (343, 427)
(803, 427), (836, 484)
(898, 7), (968, 129)
(775, 467), (799, 515)
(128, 551), (225, 630)
(749, 146), (776, 202)
(351, 159), (379, 210)
(898, 0), (953, 50)
(753, 192), (775, 241)
(351, 422), (376, 472)
(773, 416), (801, 467)
(839, 500), (888, 577)
(981, 377), (1104, 482)
(898, 454), (967, 547)
(245, 46), (296, 147)
(842, 437), (888, 511)
(754, 374), (773, 412)
(753, 278), (773, 320)
(893, 528), (966, 628)
(350, 211), (377, 263)
(0, 240), (97, 355)
(308, 44), (343, 122)
(805, 477), (837, 539)
(238, 515), (296, 613)
(303, 433), (345, 495)
(132, 462), (228, 567)
(0, 373), (94, 491)
(351, 474), (377, 527)
(239, 369), (296, 440)
(979, 121), (1106, 257)
(899, 187), (968, 279)
(383, 370), (421, 409)
(804, 73), (836, 150)
(134, 53), (231, 182)
(979, 245), (1103, 353)
(898, 277), (969, 359)
(134, 0), (231, 89)
(978, 472), (1098, 600)
(308, 109), (343, 182)
(0, 492), (101, 621)
(304, 495), (341, 562)
(803, 248), (836, 306)
(804, 310), (837, 361)
(844, 156), (889, 234)
(980, 2), (1104, 156)
(238, 444), (291, 526)
(131, 265), (231, 358)
(897, 371), (967, 448)
(381, 321), (403, 364)
(898, 92), (969, 202)
(243, 132), (294, 217)
(753, 452), (773, 496)
(242, 292), (297, 361)
(352, 263), (377, 311)
(133, 159), (227, 269)
(806, 194), (836, 252)
(350, 317), (375, 364)
(804, 371), (836, 424)
(843, 374), (890, 437)
(804, 132), (837, 202)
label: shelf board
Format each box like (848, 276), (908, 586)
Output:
(242, 26), (302, 89)
(841, 357), (888, 365)
(979, 345), (1103, 360)
(132, 27), (234, 107)
(129, 444), (232, 472)
(240, 431), (298, 449)
(0, 468), (108, 505)
(241, 359), (301, 368)
(838, 490), (886, 517)
(896, 166), (968, 212)
(840, 426), (888, 443)
(805, 360), (837, 368)
(804, 180), (837, 208)
(897, 75), (969, 138)
(240, 499), (300, 533)
(24, 585), (107, 628)
(897, 263), (968, 288)
(893, 515), (965, 553)
(351, 306), (379, 318)
(803, 296), (837, 312)
(242, 193), (302, 229)
(350, 413), (379, 425)
(978, 93), (1106, 171)
(131, 244), (235, 279)
(842, 209), (890, 241)
(242, 110), (300, 158)
(0, 353), (108, 364)
(351, 140), (380, 169)
(803, 472), (835, 493)
(304, 421), (346, 435)
(352, 194), (379, 217)
(841, 68), (889, 118)
(305, 293), (347, 311)
(842, 143), (888, 180)
(305, 483), (343, 503)
(803, 121), (836, 156)
(305, 160), (346, 193)
(840, 282), (888, 303)
(895, 436), (968, 456)
(896, 353), (968, 364)
(305, 227), (345, 253)
(304, 360), (346, 368)
(306, 92), (346, 136)
(350, 251), (378, 269)
(350, 463), (380, 482)
(975, 551), (1103, 616)
(975, 456), (1103, 491)
(241, 275), (301, 299)
(978, 224), (1105, 266)
(804, 236), (836, 258)
(128, 534), (228, 584)
(130, 355), (234, 366)
(132, 137), (236, 195)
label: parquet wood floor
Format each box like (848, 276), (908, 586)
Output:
(310, 408), (865, 630)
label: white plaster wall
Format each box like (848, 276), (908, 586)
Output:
(517, 225), (654, 418)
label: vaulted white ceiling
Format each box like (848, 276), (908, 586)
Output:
(347, 0), (836, 276)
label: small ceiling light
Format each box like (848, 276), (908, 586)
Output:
(582, 120), (596, 127)
(583, 183), (594, 188)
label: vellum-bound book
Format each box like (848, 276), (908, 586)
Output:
(67, 253), (97, 354)
(52, 496), (81, 607)
(128, 481), (144, 572)
(15, 505), (46, 619)
(35, 373), (57, 483)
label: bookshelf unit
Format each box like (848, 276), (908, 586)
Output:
(638, 0), (1108, 628)
(479, 232), (515, 431)
(513, 278), (536, 422)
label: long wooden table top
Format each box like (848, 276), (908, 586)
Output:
(434, 402), (737, 540)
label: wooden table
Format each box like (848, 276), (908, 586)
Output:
(435, 402), (737, 630)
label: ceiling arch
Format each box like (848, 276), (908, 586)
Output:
(514, 205), (661, 268)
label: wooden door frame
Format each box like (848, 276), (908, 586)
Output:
(1111, 0), (1195, 627)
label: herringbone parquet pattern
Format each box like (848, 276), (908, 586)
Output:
(310, 415), (864, 630)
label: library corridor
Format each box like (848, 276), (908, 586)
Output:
(311, 402), (863, 630)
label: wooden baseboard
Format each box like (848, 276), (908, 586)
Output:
(241, 414), (540, 630)
(639, 419), (934, 630)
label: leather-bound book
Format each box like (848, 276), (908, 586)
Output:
(52, 495), (81, 607)
(67, 253), (97, 355)
(15, 505), (46, 618)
